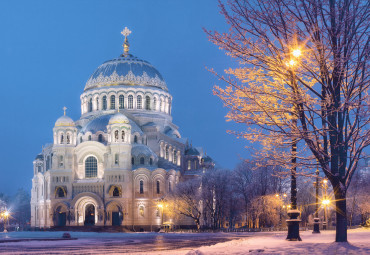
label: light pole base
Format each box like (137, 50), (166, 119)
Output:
(3, 229), (7, 233)
(286, 210), (302, 241)
(312, 217), (320, 234)
(322, 221), (327, 230)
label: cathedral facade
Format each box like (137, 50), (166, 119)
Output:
(31, 28), (214, 230)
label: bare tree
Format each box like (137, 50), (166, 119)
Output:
(206, 0), (369, 242)
(171, 178), (203, 230)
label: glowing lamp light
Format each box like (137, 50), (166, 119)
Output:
(4, 211), (9, 217)
(158, 204), (163, 208)
(275, 194), (279, 197)
(283, 194), (287, 197)
(292, 49), (302, 58)
(322, 199), (330, 205)
(323, 179), (328, 184)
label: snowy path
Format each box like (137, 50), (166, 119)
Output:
(0, 229), (369, 254)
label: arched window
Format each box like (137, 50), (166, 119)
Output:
(149, 158), (153, 165)
(165, 146), (169, 160)
(121, 131), (125, 142)
(113, 187), (120, 197)
(59, 155), (64, 167)
(88, 98), (93, 112)
(145, 96), (150, 110)
(88, 135), (92, 141)
(134, 136), (138, 143)
(102, 96), (107, 110)
(168, 98), (172, 114)
(140, 180), (144, 194)
(140, 157), (145, 165)
(188, 160), (191, 170)
(137, 95), (142, 109)
(160, 98), (163, 112)
(173, 151), (177, 164)
(66, 134), (70, 144)
(131, 157), (135, 165)
(115, 153), (119, 165)
(114, 130), (119, 142)
(85, 156), (97, 178)
(119, 95), (124, 109)
(156, 180), (160, 194)
(169, 182), (172, 193)
(57, 187), (65, 198)
(110, 95), (115, 109)
(80, 137), (83, 143)
(98, 134), (103, 142)
(139, 206), (144, 217)
(128, 95), (133, 109)
(60, 134), (64, 144)
(153, 97), (157, 111)
(96, 97), (99, 111)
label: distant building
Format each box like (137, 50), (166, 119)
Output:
(31, 28), (214, 230)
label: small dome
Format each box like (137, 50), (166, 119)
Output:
(55, 115), (75, 127)
(79, 114), (142, 134)
(109, 112), (129, 125)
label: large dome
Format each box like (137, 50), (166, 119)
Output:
(84, 54), (167, 92)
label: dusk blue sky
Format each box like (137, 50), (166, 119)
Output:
(0, 0), (250, 195)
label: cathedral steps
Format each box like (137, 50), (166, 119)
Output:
(49, 226), (132, 233)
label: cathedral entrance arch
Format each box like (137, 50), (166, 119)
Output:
(84, 204), (95, 226)
(55, 206), (67, 227)
(106, 201), (123, 226)
(72, 193), (102, 226)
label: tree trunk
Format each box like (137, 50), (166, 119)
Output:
(334, 185), (347, 242)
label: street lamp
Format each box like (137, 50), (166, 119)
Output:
(322, 178), (328, 230)
(312, 168), (320, 234)
(2, 210), (9, 233)
(157, 198), (167, 231)
(286, 48), (302, 241)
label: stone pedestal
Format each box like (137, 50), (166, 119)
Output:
(286, 210), (302, 241)
(312, 217), (320, 233)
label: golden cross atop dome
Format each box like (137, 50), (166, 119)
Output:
(121, 27), (131, 54)
(121, 27), (131, 38)
(63, 106), (67, 116)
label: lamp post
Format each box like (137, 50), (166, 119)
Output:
(322, 179), (328, 230)
(286, 48), (302, 241)
(312, 168), (320, 233)
(2, 211), (9, 233)
(157, 197), (167, 231)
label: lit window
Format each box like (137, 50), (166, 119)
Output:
(110, 95), (115, 109)
(102, 96), (107, 110)
(145, 96), (150, 110)
(139, 206), (144, 217)
(140, 180), (144, 194)
(137, 95), (142, 109)
(119, 95), (124, 109)
(128, 95), (133, 109)
(188, 160), (191, 170)
(85, 156), (97, 178)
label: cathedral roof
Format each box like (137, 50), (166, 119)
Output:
(79, 114), (142, 135)
(84, 54), (167, 92)
(132, 144), (158, 159)
(55, 115), (75, 127)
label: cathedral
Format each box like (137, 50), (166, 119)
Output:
(30, 28), (214, 231)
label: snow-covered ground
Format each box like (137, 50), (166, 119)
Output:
(0, 228), (369, 254)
